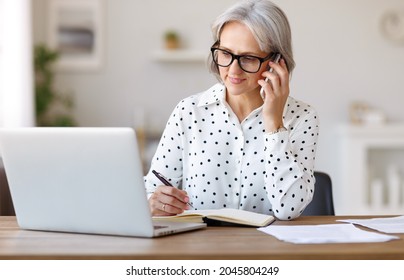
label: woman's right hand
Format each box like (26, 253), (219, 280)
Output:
(259, 58), (290, 132)
(148, 185), (191, 216)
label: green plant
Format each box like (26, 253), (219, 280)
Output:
(34, 44), (76, 126)
(164, 30), (180, 49)
(164, 30), (179, 40)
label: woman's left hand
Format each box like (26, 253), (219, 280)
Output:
(258, 58), (290, 132)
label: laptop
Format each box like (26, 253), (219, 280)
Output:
(0, 127), (206, 237)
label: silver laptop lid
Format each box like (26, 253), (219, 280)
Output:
(0, 127), (156, 237)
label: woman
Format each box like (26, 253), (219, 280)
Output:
(144, 0), (319, 220)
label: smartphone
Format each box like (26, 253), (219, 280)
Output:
(260, 53), (282, 100)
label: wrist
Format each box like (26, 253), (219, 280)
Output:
(267, 126), (287, 135)
(264, 116), (284, 132)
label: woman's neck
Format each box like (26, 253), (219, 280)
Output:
(226, 90), (263, 122)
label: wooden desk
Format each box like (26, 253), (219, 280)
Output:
(0, 216), (403, 260)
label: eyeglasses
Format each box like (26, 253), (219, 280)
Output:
(211, 47), (273, 73)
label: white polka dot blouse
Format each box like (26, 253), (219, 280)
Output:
(144, 83), (319, 220)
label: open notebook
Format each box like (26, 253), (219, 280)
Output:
(153, 208), (275, 227)
(0, 127), (206, 237)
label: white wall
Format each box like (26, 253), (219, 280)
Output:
(0, 0), (34, 128)
(0, 0), (3, 126)
(32, 0), (404, 201)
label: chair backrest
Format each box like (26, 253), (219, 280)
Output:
(302, 171), (335, 216)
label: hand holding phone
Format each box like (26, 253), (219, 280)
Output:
(260, 53), (282, 100)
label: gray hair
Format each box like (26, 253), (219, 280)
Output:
(208, 0), (295, 79)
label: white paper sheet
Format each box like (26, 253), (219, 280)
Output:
(257, 224), (399, 244)
(338, 215), (404, 233)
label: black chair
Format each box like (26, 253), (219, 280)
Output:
(0, 161), (15, 216)
(302, 171), (335, 216)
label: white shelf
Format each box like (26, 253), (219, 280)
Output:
(152, 49), (207, 63)
(339, 123), (404, 137)
(337, 123), (404, 215)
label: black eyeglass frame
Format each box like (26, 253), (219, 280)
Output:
(211, 47), (274, 73)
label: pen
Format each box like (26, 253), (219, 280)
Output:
(152, 170), (193, 208)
